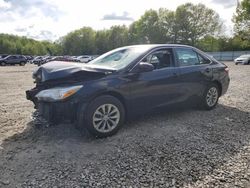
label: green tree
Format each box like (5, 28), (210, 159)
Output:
(197, 35), (220, 51)
(158, 8), (177, 43)
(233, 0), (250, 39)
(175, 3), (222, 46)
(95, 30), (110, 54)
(61, 27), (96, 55)
(0, 33), (62, 55)
(0, 39), (15, 54)
(108, 25), (129, 49)
(129, 10), (162, 44)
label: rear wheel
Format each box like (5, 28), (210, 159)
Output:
(20, 62), (25, 66)
(200, 83), (219, 110)
(0, 62), (6, 66)
(77, 95), (125, 138)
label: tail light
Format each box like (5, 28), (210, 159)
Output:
(224, 67), (229, 74)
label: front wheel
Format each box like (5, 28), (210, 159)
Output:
(0, 62), (6, 66)
(77, 95), (125, 138)
(200, 83), (219, 110)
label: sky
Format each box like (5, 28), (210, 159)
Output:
(0, 0), (238, 41)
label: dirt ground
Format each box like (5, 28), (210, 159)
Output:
(0, 62), (249, 188)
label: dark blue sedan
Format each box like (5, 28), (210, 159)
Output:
(27, 44), (230, 137)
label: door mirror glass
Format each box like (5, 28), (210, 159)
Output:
(133, 62), (154, 73)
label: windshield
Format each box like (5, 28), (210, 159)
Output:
(89, 46), (151, 70)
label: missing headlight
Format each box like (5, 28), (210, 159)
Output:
(32, 69), (42, 83)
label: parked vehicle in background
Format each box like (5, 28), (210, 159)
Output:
(77, 55), (93, 63)
(25, 55), (34, 62)
(234, 54), (250, 65)
(40, 56), (52, 65)
(0, 54), (9, 59)
(45, 56), (57, 63)
(27, 44), (230, 138)
(63, 56), (80, 62)
(45, 56), (80, 64)
(31, 56), (43, 65)
(0, 55), (27, 66)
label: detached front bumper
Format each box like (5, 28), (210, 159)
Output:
(26, 88), (80, 123)
(37, 101), (78, 123)
(26, 88), (40, 108)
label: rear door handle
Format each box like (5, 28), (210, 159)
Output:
(173, 72), (179, 77)
(204, 68), (211, 73)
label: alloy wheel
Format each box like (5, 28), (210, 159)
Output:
(92, 104), (120, 133)
(206, 87), (218, 107)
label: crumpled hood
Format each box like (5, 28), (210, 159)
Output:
(33, 61), (115, 82)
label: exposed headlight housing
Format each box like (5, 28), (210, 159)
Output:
(36, 85), (83, 102)
(32, 68), (42, 83)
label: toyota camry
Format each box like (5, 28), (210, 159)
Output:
(26, 44), (230, 137)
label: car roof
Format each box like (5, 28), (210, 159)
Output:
(129, 44), (193, 47)
(6, 55), (25, 57)
(116, 44), (196, 51)
(239, 54), (250, 57)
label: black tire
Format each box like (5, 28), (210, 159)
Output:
(200, 83), (219, 110)
(0, 62), (6, 66)
(235, 62), (238, 65)
(248, 60), (250, 65)
(20, 62), (25, 66)
(77, 95), (125, 138)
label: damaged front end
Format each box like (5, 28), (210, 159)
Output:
(26, 61), (114, 123)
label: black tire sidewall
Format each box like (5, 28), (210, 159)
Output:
(78, 95), (125, 138)
(1, 62), (6, 66)
(201, 83), (219, 110)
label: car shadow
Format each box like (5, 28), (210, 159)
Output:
(0, 103), (249, 187)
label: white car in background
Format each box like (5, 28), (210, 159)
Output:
(77, 55), (93, 63)
(234, 54), (250, 65)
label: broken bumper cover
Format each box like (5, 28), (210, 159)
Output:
(26, 88), (40, 108)
(26, 87), (82, 123)
(37, 101), (78, 123)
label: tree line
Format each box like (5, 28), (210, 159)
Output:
(0, 1), (249, 56)
(0, 34), (62, 55)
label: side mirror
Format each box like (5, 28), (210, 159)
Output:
(132, 62), (154, 73)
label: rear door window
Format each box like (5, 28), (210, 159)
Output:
(8, 56), (15, 60)
(175, 48), (210, 66)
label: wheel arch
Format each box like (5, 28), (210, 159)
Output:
(90, 90), (128, 118)
(212, 80), (222, 96)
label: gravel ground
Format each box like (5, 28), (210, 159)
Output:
(0, 62), (249, 188)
